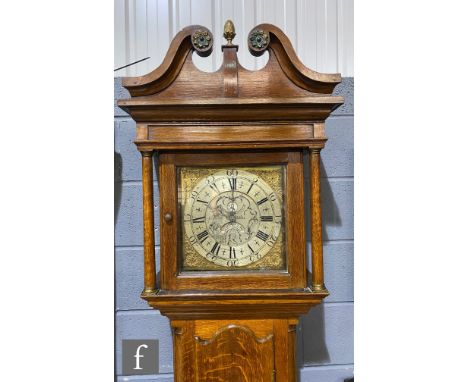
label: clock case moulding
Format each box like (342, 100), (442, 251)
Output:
(118, 23), (343, 321)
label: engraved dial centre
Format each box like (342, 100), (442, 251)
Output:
(206, 191), (260, 246)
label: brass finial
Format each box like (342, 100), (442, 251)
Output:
(223, 20), (236, 45)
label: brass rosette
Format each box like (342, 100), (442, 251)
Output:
(248, 29), (270, 56)
(191, 28), (213, 57)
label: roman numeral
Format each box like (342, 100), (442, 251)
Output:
(257, 197), (268, 205)
(196, 199), (208, 204)
(247, 183), (254, 194)
(260, 216), (273, 222)
(192, 216), (205, 223)
(211, 242), (221, 255)
(256, 231), (269, 241)
(209, 183), (220, 194)
(229, 247), (236, 259)
(197, 230), (209, 243)
(248, 244), (255, 254)
(228, 177), (237, 190)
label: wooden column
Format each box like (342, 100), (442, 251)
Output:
(310, 148), (326, 292)
(141, 151), (157, 293)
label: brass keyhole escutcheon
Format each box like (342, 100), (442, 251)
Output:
(164, 213), (172, 222)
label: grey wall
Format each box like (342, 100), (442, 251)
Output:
(114, 78), (354, 382)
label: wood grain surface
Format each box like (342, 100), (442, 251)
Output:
(310, 148), (327, 292)
(170, 319), (299, 382)
(195, 325), (274, 382)
(141, 151), (157, 294)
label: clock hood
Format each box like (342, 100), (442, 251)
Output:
(117, 23), (343, 124)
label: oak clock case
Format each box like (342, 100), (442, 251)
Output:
(118, 21), (344, 382)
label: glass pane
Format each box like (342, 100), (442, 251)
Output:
(177, 165), (287, 272)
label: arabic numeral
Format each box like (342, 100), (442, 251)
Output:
(189, 236), (197, 244)
(226, 260), (238, 267)
(190, 191), (199, 199)
(269, 192), (277, 201)
(226, 169), (238, 177)
(206, 253), (218, 261)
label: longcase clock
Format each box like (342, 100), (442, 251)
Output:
(118, 21), (344, 382)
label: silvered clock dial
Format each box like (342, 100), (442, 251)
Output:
(178, 165), (286, 271)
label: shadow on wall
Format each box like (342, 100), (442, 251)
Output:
(298, 304), (330, 368)
(297, 155), (342, 376)
(114, 150), (123, 380)
(304, 152), (342, 243)
(320, 165), (342, 242)
(115, 151), (123, 226)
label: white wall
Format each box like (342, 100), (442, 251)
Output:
(114, 0), (353, 77)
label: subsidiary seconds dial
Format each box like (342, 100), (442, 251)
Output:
(184, 169), (282, 267)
